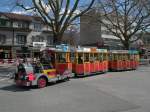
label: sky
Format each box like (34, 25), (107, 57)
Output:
(0, 0), (92, 15)
(0, 0), (32, 14)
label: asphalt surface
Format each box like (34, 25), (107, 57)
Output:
(0, 66), (150, 112)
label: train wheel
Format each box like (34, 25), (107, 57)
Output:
(37, 77), (47, 88)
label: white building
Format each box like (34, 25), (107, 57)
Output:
(0, 12), (54, 59)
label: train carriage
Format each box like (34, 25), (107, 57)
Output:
(93, 52), (100, 72)
(109, 50), (121, 71)
(14, 45), (140, 88)
(72, 48), (90, 76)
(101, 49), (108, 72)
(122, 51), (129, 70)
(129, 50), (139, 69)
(109, 50), (139, 71)
(109, 50), (128, 71)
(55, 49), (72, 78)
(72, 47), (108, 77)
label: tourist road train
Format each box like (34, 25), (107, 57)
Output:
(14, 45), (139, 88)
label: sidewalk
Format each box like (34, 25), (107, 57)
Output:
(0, 63), (16, 67)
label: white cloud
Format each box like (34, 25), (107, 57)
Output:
(12, 1), (81, 16)
(35, 0), (51, 13)
(60, 8), (80, 16)
(35, 0), (80, 15)
(12, 10), (28, 14)
(12, 6), (34, 15)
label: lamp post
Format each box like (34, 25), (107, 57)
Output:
(11, 28), (15, 59)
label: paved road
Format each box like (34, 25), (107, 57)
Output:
(0, 66), (150, 112)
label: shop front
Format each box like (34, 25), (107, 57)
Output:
(15, 46), (42, 59)
(15, 46), (31, 58)
(0, 46), (12, 59)
(32, 42), (47, 58)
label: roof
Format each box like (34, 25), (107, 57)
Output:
(109, 50), (129, 53)
(0, 12), (42, 22)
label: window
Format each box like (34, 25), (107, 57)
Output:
(32, 36), (44, 42)
(39, 36), (43, 42)
(99, 53), (103, 61)
(0, 19), (7, 26)
(84, 53), (89, 62)
(16, 35), (26, 44)
(70, 53), (75, 63)
(0, 34), (6, 44)
(103, 53), (108, 61)
(32, 36), (35, 42)
(47, 36), (53, 45)
(0, 19), (11, 27)
(34, 23), (42, 31)
(18, 22), (21, 28)
(78, 53), (83, 64)
(90, 53), (94, 62)
(94, 53), (99, 61)
(17, 22), (29, 28)
(56, 53), (66, 63)
(113, 54), (118, 61)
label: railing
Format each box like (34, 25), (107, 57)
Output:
(139, 59), (150, 65)
(0, 59), (15, 64)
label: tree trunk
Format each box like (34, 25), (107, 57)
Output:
(53, 34), (63, 45)
(123, 41), (130, 50)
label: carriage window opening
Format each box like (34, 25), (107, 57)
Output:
(118, 54), (121, 60)
(70, 53), (75, 63)
(99, 53), (103, 61)
(78, 53), (83, 64)
(94, 53), (99, 61)
(84, 53), (89, 62)
(114, 54), (118, 61)
(103, 53), (107, 61)
(57, 53), (66, 63)
(90, 54), (94, 62)
(109, 54), (112, 61)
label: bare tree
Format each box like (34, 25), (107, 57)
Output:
(62, 25), (80, 46)
(16, 0), (95, 44)
(97, 0), (150, 49)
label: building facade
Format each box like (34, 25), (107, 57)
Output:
(141, 33), (150, 50)
(140, 33), (150, 58)
(0, 12), (53, 59)
(80, 9), (123, 50)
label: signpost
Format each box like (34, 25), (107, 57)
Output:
(32, 42), (47, 58)
(33, 42), (46, 48)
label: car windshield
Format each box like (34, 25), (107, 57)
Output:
(23, 63), (34, 74)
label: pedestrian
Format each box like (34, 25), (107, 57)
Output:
(16, 57), (20, 66)
(78, 56), (83, 64)
(33, 57), (37, 62)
